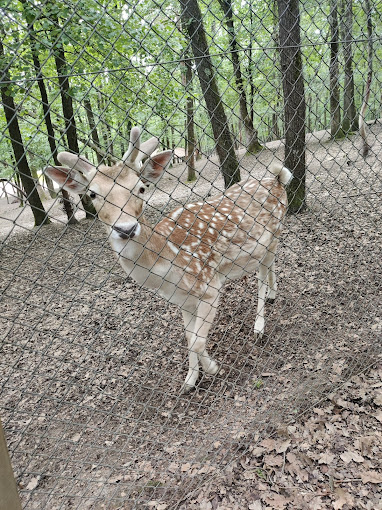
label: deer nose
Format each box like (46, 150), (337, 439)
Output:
(113, 223), (139, 239)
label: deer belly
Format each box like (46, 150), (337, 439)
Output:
(217, 243), (266, 280)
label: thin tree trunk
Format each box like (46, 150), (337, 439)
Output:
(329, 0), (344, 138)
(179, 0), (240, 188)
(106, 122), (114, 160)
(341, 0), (357, 132)
(14, 173), (24, 206)
(84, 98), (103, 164)
(50, 16), (96, 218)
(218, 0), (262, 154)
(0, 33), (49, 226)
(307, 94), (312, 133)
(248, 6), (255, 125)
(359, 0), (373, 157)
(184, 58), (196, 182)
(277, 0), (306, 212)
(97, 92), (112, 165)
(21, 3), (77, 223)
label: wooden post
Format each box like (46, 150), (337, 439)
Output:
(0, 418), (22, 510)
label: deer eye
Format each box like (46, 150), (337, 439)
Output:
(139, 187), (145, 194)
(89, 191), (97, 199)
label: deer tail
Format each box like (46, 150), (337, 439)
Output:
(269, 161), (293, 186)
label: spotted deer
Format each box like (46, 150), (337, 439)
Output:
(45, 127), (292, 393)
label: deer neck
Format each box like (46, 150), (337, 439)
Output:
(108, 216), (175, 288)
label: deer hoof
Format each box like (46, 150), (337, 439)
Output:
(254, 327), (264, 340)
(204, 360), (219, 375)
(180, 382), (195, 394)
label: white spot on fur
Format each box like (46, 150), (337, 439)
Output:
(171, 208), (183, 220)
(168, 241), (179, 255)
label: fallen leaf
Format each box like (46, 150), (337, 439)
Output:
(286, 452), (309, 481)
(318, 452), (335, 464)
(248, 501), (262, 510)
(108, 475), (122, 484)
(168, 463), (178, 474)
(199, 501), (212, 510)
(262, 493), (289, 509)
(243, 470), (257, 480)
(26, 476), (40, 491)
(332, 488), (354, 510)
(251, 446), (265, 457)
(264, 454), (284, 467)
(147, 503), (168, 510)
(276, 440), (291, 453)
(340, 450), (364, 464)
(360, 471), (382, 484)
(260, 438), (276, 450)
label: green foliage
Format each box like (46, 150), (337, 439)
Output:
(0, 0), (381, 180)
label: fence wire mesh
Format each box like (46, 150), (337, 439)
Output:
(1, 0), (382, 508)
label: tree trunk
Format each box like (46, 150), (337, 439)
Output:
(0, 34), (49, 226)
(277, 0), (306, 213)
(248, 8), (255, 126)
(84, 98), (103, 164)
(179, 0), (240, 188)
(106, 122), (114, 160)
(50, 16), (96, 218)
(21, 3), (77, 223)
(359, 0), (373, 157)
(341, 0), (357, 133)
(329, 0), (344, 138)
(184, 59), (196, 182)
(97, 92), (113, 165)
(218, 0), (262, 154)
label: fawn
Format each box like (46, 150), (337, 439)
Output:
(45, 127), (292, 392)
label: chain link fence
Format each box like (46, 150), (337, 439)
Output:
(1, 0), (381, 508)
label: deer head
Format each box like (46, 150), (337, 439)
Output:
(45, 127), (172, 240)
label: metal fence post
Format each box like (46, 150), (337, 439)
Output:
(0, 418), (22, 510)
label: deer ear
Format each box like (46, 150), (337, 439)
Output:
(57, 152), (96, 175)
(140, 150), (172, 183)
(45, 166), (90, 194)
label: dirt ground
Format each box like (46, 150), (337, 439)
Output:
(0, 125), (381, 509)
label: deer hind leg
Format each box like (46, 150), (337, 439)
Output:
(254, 247), (278, 338)
(266, 257), (277, 304)
(181, 299), (219, 393)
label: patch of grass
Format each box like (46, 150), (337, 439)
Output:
(253, 379), (264, 389)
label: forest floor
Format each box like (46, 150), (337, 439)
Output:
(0, 125), (382, 510)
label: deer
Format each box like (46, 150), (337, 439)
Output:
(45, 127), (292, 393)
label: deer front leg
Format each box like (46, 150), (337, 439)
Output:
(181, 300), (219, 393)
(254, 263), (268, 339)
(181, 310), (199, 393)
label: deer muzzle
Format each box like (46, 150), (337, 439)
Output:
(112, 223), (140, 240)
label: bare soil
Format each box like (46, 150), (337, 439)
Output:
(0, 126), (381, 509)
